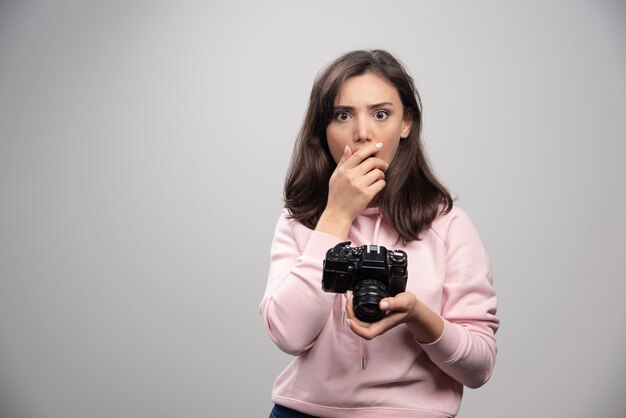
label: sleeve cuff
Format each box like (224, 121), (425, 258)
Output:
(418, 319), (465, 364)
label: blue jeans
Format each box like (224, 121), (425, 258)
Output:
(269, 404), (321, 418)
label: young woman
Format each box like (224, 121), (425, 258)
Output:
(260, 49), (499, 418)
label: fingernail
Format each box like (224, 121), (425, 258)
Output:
(375, 142), (383, 149)
(343, 145), (350, 156)
(380, 301), (389, 310)
(346, 319), (353, 327)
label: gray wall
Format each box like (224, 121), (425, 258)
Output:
(1, 1), (624, 417)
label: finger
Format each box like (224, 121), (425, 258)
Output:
(336, 145), (353, 167)
(357, 168), (386, 188)
(379, 298), (393, 312)
(379, 292), (414, 314)
(345, 297), (395, 338)
(344, 291), (355, 319)
(346, 314), (401, 340)
(346, 319), (375, 339)
(342, 142), (384, 169)
(352, 156), (389, 176)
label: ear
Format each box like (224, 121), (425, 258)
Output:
(400, 112), (413, 139)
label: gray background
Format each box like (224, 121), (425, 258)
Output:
(1, 1), (625, 417)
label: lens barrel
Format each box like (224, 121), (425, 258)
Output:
(353, 279), (388, 323)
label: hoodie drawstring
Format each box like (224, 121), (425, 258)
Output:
(373, 214), (382, 244)
(357, 214), (383, 370)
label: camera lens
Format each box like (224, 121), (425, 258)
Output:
(353, 279), (387, 323)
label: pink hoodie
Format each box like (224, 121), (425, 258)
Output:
(260, 206), (498, 418)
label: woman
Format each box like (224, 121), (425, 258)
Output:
(260, 49), (499, 418)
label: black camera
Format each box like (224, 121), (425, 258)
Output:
(322, 241), (408, 323)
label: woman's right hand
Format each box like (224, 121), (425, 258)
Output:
(315, 142), (388, 239)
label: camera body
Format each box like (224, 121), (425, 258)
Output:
(322, 241), (408, 323)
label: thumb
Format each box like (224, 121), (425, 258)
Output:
(379, 298), (393, 311)
(380, 293), (407, 311)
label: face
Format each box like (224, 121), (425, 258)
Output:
(325, 72), (412, 165)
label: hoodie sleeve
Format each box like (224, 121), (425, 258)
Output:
(259, 211), (342, 355)
(419, 208), (499, 389)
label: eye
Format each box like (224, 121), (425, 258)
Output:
(374, 110), (390, 120)
(335, 111), (351, 121)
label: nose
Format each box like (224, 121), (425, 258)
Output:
(354, 116), (372, 143)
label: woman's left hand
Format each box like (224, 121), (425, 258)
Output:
(345, 291), (444, 343)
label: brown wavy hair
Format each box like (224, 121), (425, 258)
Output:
(284, 49), (453, 243)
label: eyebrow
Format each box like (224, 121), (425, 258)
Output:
(333, 102), (395, 111)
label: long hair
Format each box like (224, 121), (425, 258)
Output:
(284, 49), (453, 243)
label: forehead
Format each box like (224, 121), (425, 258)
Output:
(334, 72), (401, 105)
